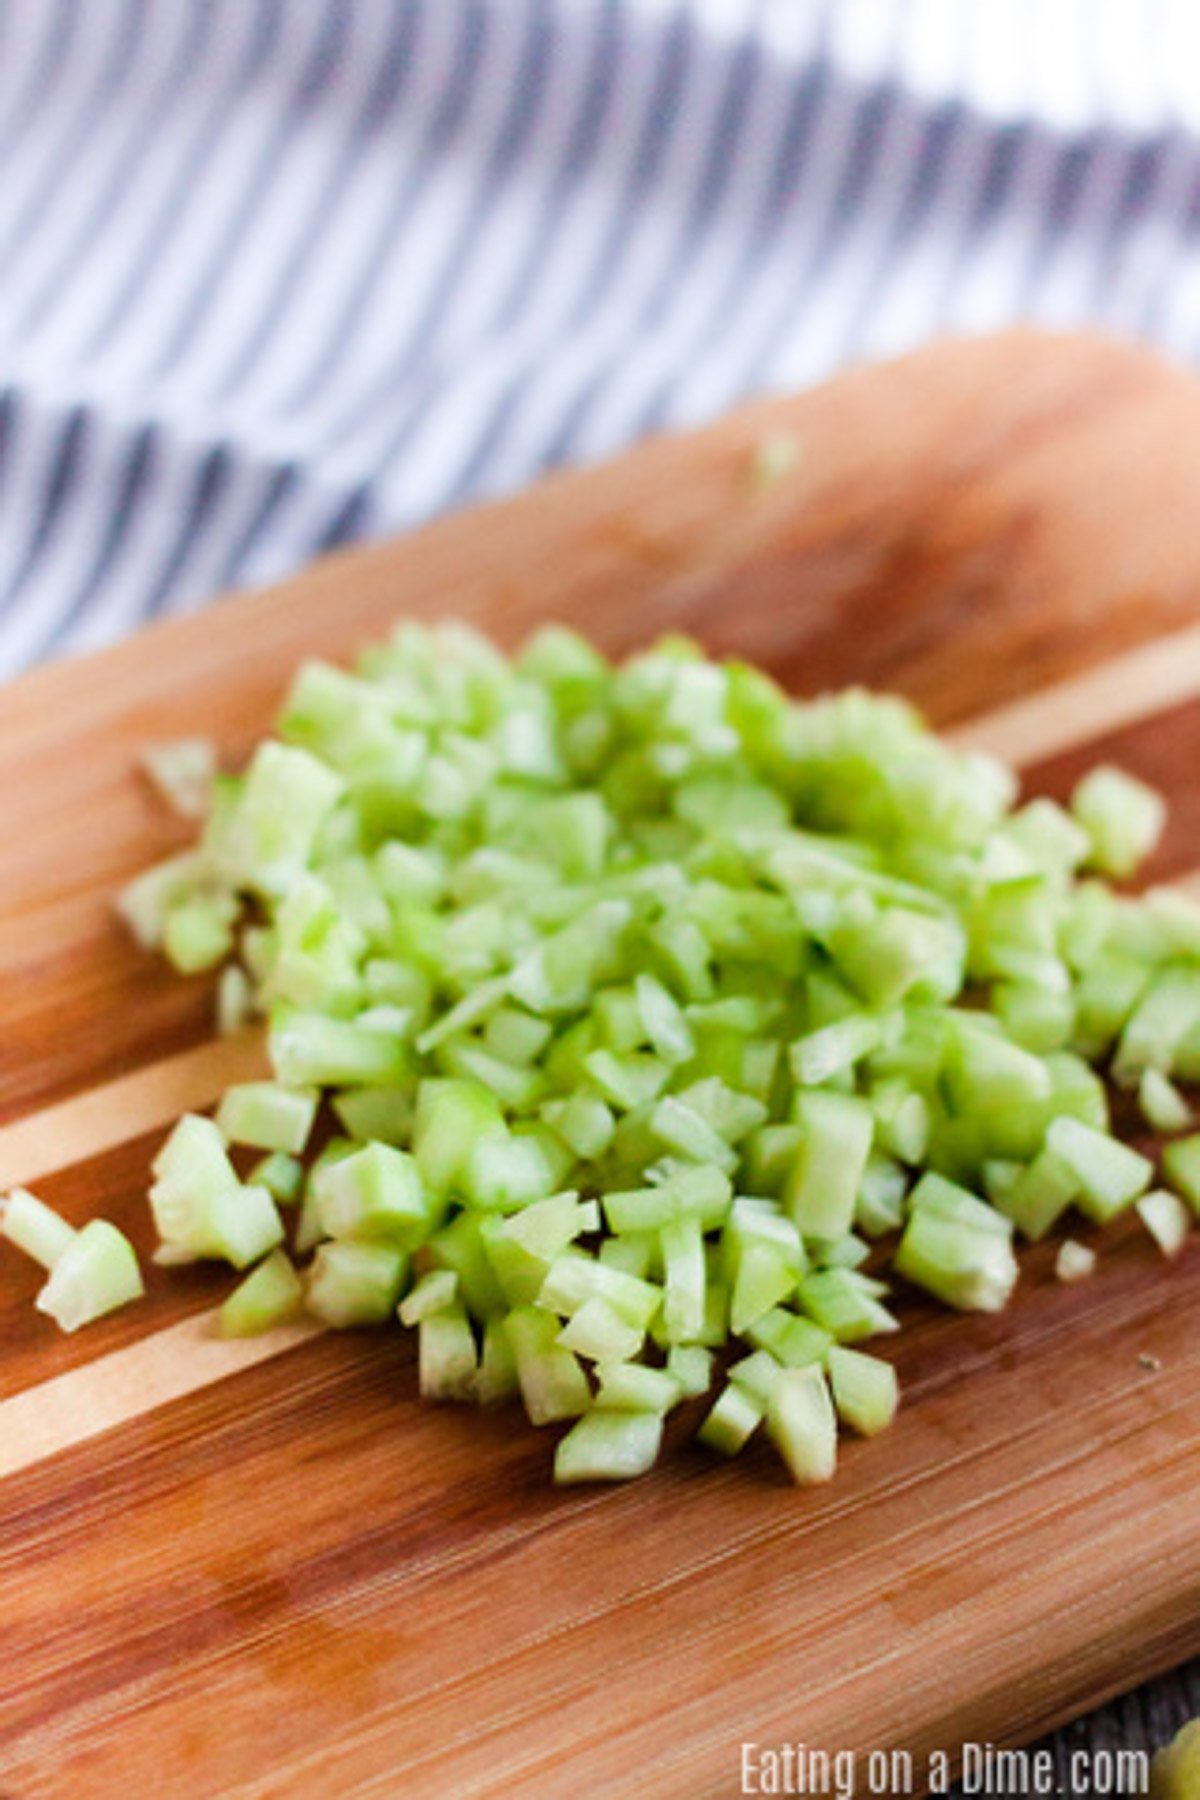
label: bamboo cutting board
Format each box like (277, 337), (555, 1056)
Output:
(7, 331), (1200, 1799)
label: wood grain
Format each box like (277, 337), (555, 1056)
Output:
(6, 330), (1200, 1799)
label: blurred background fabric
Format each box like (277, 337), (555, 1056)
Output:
(3, 0), (1200, 680)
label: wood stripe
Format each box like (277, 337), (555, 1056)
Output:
(0, 1030), (268, 1189)
(946, 620), (1200, 763)
(0, 1310), (322, 1480)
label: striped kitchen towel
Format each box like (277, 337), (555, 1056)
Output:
(2, 0), (1200, 677)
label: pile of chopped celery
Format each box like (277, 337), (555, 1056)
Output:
(97, 623), (1200, 1482)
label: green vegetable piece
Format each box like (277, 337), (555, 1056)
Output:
(766, 1365), (838, 1485)
(784, 1092), (874, 1241)
(419, 1304), (478, 1401)
(827, 1345), (899, 1437)
(698, 1382), (763, 1456)
(35, 1220), (144, 1333)
(306, 1241), (408, 1327)
(1055, 1239), (1096, 1283)
(314, 1142), (429, 1246)
(1138, 1189), (1192, 1259)
(505, 1305), (591, 1425)
(216, 1081), (318, 1155)
(557, 1297), (644, 1364)
(594, 1361), (680, 1413)
(894, 1200), (1018, 1314)
(398, 1269), (459, 1326)
(1070, 764), (1165, 878)
(1139, 1068), (1193, 1134)
(220, 1249), (304, 1337)
(1164, 1134), (1200, 1214)
(554, 1409), (664, 1483)
(1046, 1116), (1152, 1223)
(994, 1148), (1079, 1243)
(1, 1188), (78, 1269)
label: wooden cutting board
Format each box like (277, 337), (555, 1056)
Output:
(7, 330), (1200, 1799)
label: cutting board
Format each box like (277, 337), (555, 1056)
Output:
(7, 331), (1200, 1799)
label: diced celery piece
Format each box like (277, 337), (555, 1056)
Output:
(220, 1249), (303, 1337)
(730, 1241), (799, 1335)
(314, 1142), (429, 1247)
(789, 1014), (882, 1087)
(784, 1092), (874, 1241)
(745, 1308), (832, 1368)
(1139, 1068), (1193, 1134)
(855, 1154), (908, 1237)
(554, 1409), (664, 1483)
(1163, 1133), (1200, 1214)
(35, 1220), (144, 1333)
(537, 1253), (660, 1331)
(216, 1081), (318, 1155)
(650, 1096), (738, 1173)
(332, 1085), (413, 1146)
(797, 1268), (899, 1342)
(594, 1362), (681, 1413)
(557, 1297), (644, 1363)
(728, 1348), (785, 1409)
(1071, 764), (1165, 878)
(827, 1345), (898, 1437)
(1112, 966), (1200, 1086)
(1046, 1116), (1152, 1223)
(698, 1382), (763, 1456)
(251, 1151), (304, 1204)
(477, 1316), (520, 1404)
(868, 1082), (930, 1166)
(419, 1304), (478, 1401)
(413, 1077), (503, 1193)
(894, 1206), (1018, 1313)
(541, 1089), (615, 1161)
(1, 1188), (78, 1269)
(660, 1216), (706, 1344)
(214, 741), (345, 897)
(306, 1241), (408, 1327)
(993, 1148), (1079, 1243)
(398, 1269), (460, 1326)
(1055, 1238), (1096, 1283)
(117, 851), (207, 950)
(604, 1166), (732, 1234)
(667, 1344), (714, 1397)
(505, 1305), (592, 1424)
(270, 1008), (410, 1087)
(428, 1213), (508, 1318)
(635, 973), (695, 1065)
(163, 893), (235, 974)
(767, 1365), (838, 1485)
(1137, 1189), (1192, 1259)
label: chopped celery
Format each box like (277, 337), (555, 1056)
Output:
(111, 620), (1200, 1491)
(785, 1091), (874, 1240)
(216, 1081), (318, 1155)
(419, 1305), (478, 1401)
(595, 1362), (680, 1413)
(306, 1241), (408, 1327)
(699, 1382), (763, 1456)
(767, 1366), (838, 1485)
(554, 1409), (664, 1483)
(827, 1345), (899, 1437)
(1055, 1239), (1097, 1283)
(314, 1142), (428, 1246)
(35, 1220), (145, 1333)
(220, 1249), (304, 1336)
(1, 1187), (78, 1269)
(1139, 1068), (1193, 1134)
(398, 1269), (459, 1326)
(1046, 1117), (1152, 1223)
(1163, 1134), (1200, 1214)
(505, 1305), (591, 1424)
(1137, 1189), (1192, 1259)
(1070, 764), (1165, 878)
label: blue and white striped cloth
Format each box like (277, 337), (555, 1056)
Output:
(4, 0), (1200, 678)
